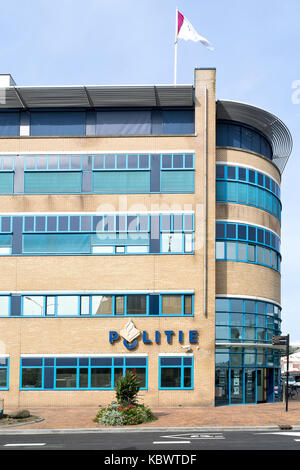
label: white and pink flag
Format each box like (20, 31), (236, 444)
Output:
(176, 10), (214, 51)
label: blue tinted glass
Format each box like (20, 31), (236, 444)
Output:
(216, 223), (225, 238)
(226, 224), (236, 238)
(56, 358), (77, 366)
(44, 358), (55, 366)
(227, 166), (236, 179)
(257, 173), (264, 186)
(139, 155), (149, 168)
(79, 358), (89, 366)
(249, 170), (256, 183)
(105, 155), (115, 169)
(160, 357), (181, 366)
(162, 155), (172, 168)
(47, 217), (57, 232)
(231, 299), (244, 312)
(215, 298), (230, 311)
(125, 358), (146, 366)
(185, 155), (193, 168)
(257, 229), (264, 243)
(248, 227), (256, 241)
(173, 154), (183, 168)
(238, 225), (247, 240)
(22, 358), (43, 366)
(183, 357), (192, 366)
(216, 165), (225, 178)
(238, 167), (246, 181)
(128, 155), (138, 168)
(91, 358), (112, 366)
(36, 216), (45, 232)
(116, 155), (126, 169)
(114, 358), (123, 366)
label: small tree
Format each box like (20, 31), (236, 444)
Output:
(115, 369), (141, 406)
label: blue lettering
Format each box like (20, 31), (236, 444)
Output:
(123, 339), (138, 350)
(109, 331), (119, 344)
(189, 330), (198, 343)
(155, 331), (160, 344)
(142, 331), (152, 344)
(179, 330), (183, 343)
(164, 330), (175, 344)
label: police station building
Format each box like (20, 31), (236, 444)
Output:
(0, 69), (292, 407)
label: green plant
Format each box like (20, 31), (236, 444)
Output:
(98, 407), (125, 426)
(115, 369), (141, 406)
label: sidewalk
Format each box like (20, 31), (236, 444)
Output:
(1, 401), (300, 431)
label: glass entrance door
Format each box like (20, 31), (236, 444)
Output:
(245, 368), (256, 403)
(230, 368), (243, 404)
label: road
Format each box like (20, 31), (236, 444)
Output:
(1, 430), (300, 451)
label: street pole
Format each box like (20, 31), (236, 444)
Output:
(286, 334), (290, 412)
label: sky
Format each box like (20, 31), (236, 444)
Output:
(0, 0), (299, 340)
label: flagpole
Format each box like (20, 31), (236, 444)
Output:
(174, 7), (178, 85)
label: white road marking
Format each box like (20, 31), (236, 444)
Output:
(258, 432), (300, 437)
(4, 443), (46, 447)
(153, 441), (191, 444)
(161, 433), (225, 440)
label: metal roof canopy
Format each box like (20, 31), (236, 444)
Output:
(217, 100), (293, 174)
(0, 84), (194, 109)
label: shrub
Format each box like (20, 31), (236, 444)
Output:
(115, 369), (141, 406)
(95, 403), (156, 426)
(98, 407), (125, 426)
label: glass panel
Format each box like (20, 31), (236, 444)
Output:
(183, 368), (192, 388)
(215, 298), (230, 311)
(216, 312), (228, 325)
(215, 368), (229, 405)
(126, 295), (147, 315)
(0, 296), (9, 316)
(79, 369), (88, 388)
(162, 295), (181, 315)
(92, 296), (113, 315)
(56, 296), (78, 316)
(0, 369), (7, 387)
(56, 368), (77, 388)
(231, 368), (243, 404)
(238, 243), (247, 261)
(231, 327), (243, 342)
(248, 244), (255, 262)
(226, 242), (236, 260)
(231, 313), (243, 326)
(161, 367), (181, 388)
(184, 233), (193, 252)
(80, 296), (90, 315)
(115, 296), (124, 315)
(161, 233), (183, 253)
(184, 295), (192, 315)
(46, 296), (55, 315)
(22, 368), (42, 388)
(215, 352), (230, 367)
(23, 296), (44, 316)
(244, 327), (256, 341)
(245, 369), (256, 403)
(216, 241), (225, 259)
(91, 368), (111, 388)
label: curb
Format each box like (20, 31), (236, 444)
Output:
(0, 425), (299, 435)
(0, 417), (44, 429)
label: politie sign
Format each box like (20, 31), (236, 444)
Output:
(109, 320), (198, 350)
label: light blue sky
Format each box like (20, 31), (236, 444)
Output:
(0, 0), (299, 339)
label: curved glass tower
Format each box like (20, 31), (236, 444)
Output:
(215, 100), (292, 405)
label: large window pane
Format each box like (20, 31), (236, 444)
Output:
(161, 233), (183, 253)
(23, 296), (44, 316)
(92, 296), (113, 315)
(22, 368), (42, 388)
(160, 368), (181, 388)
(57, 296), (78, 316)
(127, 295), (147, 315)
(56, 368), (77, 388)
(91, 368), (111, 388)
(162, 295), (181, 315)
(0, 296), (9, 316)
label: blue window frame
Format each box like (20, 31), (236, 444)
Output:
(0, 212), (194, 256)
(215, 297), (281, 345)
(20, 356), (148, 390)
(215, 347), (281, 405)
(159, 356), (193, 390)
(216, 164), (281, 221)
(0, 357), (9, 389)
(215, 222), (281, 272)
(18, 293), (194, 317)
